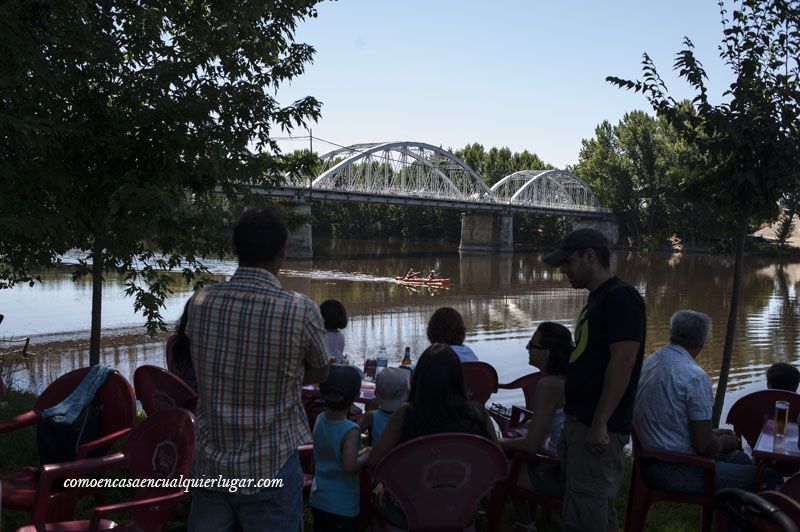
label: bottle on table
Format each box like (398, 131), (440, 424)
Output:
(401, 346), (412, 367)
(364, 359), (377, 380)
(376, 346), (389, 375)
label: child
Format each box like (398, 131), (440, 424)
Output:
(311, 366), (371, 532)
(767, 362), (800, 392)
(358, 367), (410, 444)
(320, 299), (348, 364)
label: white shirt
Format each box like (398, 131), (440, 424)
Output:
(634, 343), (713, 454)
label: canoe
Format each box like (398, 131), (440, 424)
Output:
(394, 276), (451, 287)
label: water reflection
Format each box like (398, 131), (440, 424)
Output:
(1, 239), (798, 422)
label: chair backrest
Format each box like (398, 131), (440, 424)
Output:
(371, 432), (507, 530)
(498, 372), (543, 411)
(780, 472), (800, 500)
(716, 489), (800, 532)
(134, 365), (198, 415)
(726, 390), (800, 449)
(759, 491), (800, 531)
(33, 368), (136, 454)
(112, 408), (196, 529)
(461, 362), (499, 405)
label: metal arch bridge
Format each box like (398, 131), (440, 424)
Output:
(269, 141), (611, 219)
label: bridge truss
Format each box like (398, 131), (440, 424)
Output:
(490, 169), (604, 213)
(278, 141), (610, 217)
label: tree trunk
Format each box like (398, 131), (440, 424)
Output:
(712, 206), (750, 427)
(89, 207), (106, 366)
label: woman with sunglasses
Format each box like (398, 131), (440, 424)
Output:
(500, 321), (573, 532)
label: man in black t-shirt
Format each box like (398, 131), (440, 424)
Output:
(544, 228), (646, 532)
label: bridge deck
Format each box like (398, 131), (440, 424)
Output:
(259, 186), (612, 220)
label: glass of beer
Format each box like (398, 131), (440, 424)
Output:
(775, 400), (790, 437)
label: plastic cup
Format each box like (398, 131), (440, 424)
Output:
(775, 400), (790, 437)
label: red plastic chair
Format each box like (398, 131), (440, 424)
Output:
(298, 442), (314, 501)
(727, 390), (800, 449)
(1, 368), (136, 519)
(624, 429), (716, 532)
(133, 365), (198, 415)
(715, 489), (800, 532)
(727, 389), (800, 478)
(461, 362), (499, 405)
(759, 491), (800, 530)
(498, 372), (542, 412)
(18, 408), (196, 531)
(369, 432), (507, 532)
(463, 363), (542, 436)
(780, 472), (800, 500)
(506, 449), (562, 517)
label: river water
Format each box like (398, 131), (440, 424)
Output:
(1, 238), (799, 421)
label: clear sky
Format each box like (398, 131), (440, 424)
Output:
(276, 1), (734, 168)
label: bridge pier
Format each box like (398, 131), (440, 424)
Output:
(571, 218), (620, 246)
(285, 202), (313, 260)
(458, 212), (514, 253)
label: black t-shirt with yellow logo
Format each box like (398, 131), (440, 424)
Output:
(565, 276), (646, 434)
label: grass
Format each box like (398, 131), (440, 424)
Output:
(1, 389), (702, 531)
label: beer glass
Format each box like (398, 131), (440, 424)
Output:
(775, 400), (790, 437)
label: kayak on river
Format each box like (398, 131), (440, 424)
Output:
(394, 276), (451, 287)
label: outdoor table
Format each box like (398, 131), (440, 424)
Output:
(302, 381), (376, 404)
(752, 419), (800, 488)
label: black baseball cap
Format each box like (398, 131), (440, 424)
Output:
(320, 366), (361, 404)
(543, 228), (608, 267)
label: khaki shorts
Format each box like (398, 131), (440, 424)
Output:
(559, 416), (629, 532)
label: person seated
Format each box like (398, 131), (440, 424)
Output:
(634, 310), (782, 494)
(499, 322), (571, 532)
(320, 299), (348, 365)
(367, 343), (498, 527)
(767, 362), (800, 392)
(427, 269), (438, 280)
(404, 268), (420, 279)
(359, 367), (410, 445)
(426, 307), (478, 362)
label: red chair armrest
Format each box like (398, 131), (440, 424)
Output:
(499, 374), (535, 390)
(0, 410), (39, 433)
(509, 406), (534, 429)
(514, 449), (560, 466)
(76, 428), (132, 458)
(31, 453), (129, 523)
(91, 490), (185, 518)
(506, 448), (559, 485)
(641, 445), (716, 470)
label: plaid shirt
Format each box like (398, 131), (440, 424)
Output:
(186, 267), (328, 493)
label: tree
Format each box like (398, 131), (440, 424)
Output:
(574, 107), (720, 247)
(0, 1), (322, 364)
(608, 0), (800, 425)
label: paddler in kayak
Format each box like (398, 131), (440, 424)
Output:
(404, 268), (421, 280)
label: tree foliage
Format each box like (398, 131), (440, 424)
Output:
(574, 107), (743, 248)
(0, 0), (322, 363)
(607, 0), (800, 425)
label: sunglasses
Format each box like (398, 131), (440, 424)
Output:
(526, 342), (547, 351)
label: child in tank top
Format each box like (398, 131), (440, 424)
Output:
(310, 366), (371, 532)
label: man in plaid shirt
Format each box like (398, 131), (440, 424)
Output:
(186, 208), (330, 531)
